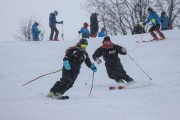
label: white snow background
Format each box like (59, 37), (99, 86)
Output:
(0, 28), (180, 120)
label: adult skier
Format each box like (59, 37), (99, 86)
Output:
(160, 11), (170, 31)
(90, 13), (99, 37)
(49, 10), (63, 41)
(143, 7), (166, 40)
(92, 36), (134, 84)
(47, 39), (97, 99)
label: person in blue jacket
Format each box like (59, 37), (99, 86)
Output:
(160, 11), (170, 31)
(78, 22), (91, 38)
(98, 28), (106, 37)
(143, 7), (166, 40)
(31, 22), (41, 41)
(49, 10), (63, 41)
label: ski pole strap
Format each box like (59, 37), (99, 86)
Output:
(22, 69), (62, 86)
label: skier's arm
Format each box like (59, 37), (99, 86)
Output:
(92, 47), (103, 64)
(84, 52), (92, 67)
(84, 52), (97, 72)
(115, 45), (127, 55)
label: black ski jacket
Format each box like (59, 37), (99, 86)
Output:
(92, 44), (126, 64)
(63, 47), (92, 71)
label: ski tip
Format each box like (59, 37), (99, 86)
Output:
(109, 86), (116, 90)
(118, 86), (125, 89)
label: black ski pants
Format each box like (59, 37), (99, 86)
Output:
(105, 59), (130, 82)
(49, 26), (59, 40)
(50, 68), (79, 95)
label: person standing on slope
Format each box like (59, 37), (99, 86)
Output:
(31, 22), (41, 41)
(49, 10), (63, 41)
(47, 39), (97, 99)
(92, 36), (134, 84)
(160, 11), (171, 31)
(78, 22), (91, 39)
(143, 7), (166, 40)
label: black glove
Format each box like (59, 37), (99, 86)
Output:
(59, 21), (63, 24)
(78, 31), (81, 34)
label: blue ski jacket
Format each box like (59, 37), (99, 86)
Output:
(144, 11), (160, 26)
(160, 16), (170, 29)
(49, 13), (59, 27)
(98, 28), (106, 37)
(31, 23), (41, 41)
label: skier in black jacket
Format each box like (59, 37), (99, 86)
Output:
(47, 39), (97, 99)
(92, 36), (134, 83)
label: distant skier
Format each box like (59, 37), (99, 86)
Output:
(78, 22), (91, 38)
(31, 22), (41, 41)
(160, 11), (171, 31)
(92, 36), (134, 84)
(98, 28), (106, 37)
(143, 7), (166, 40)
(47, 39), (97, 99)
(90, 13), (99, 37)
(49, 10), (63, 41)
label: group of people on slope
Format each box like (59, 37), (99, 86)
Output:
(32, 7), (172, 41)
(31, 11), (106, 41)
(30, 7), (172, 98)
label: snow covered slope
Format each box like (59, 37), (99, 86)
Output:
(0, 28), (180, 120)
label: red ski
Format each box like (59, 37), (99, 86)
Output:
(109, 86), (125, 90)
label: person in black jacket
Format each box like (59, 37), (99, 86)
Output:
(49, 10), (63, 41)
(47, 39), (97, 98)
(90, 13), (99, 37)
(92, 36), (134, 83)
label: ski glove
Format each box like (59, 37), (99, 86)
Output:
(59, 21), (63, 24)
(95, 58), (102, 64)
(121, 47), (127, 54)
(63, 60), (71, 70)
(90, 64), (97, 72)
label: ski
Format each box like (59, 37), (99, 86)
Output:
(109, 86), (125, 90)
(136, 40), (153, 43)
(56, 96), (69, 100)
(136, 38), (166, 43)
(109, 81), (153, 90)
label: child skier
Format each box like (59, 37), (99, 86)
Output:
(78, 22), (91, 38)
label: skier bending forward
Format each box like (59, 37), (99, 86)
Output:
(92, 36), (134, 83)
(47, 39), (97, 99)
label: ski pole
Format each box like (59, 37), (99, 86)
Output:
(85, 73), (93, 85)
(22, 69), (62, 86)
(89, 72), (95, 96)
(127, 53), (152, 80)
(61, 23), (64, 40)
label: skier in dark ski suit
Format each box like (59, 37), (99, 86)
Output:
(47, 39), (97, 98)
(90, 13), (99, 37)
(92, 36), (134, 83)
(49, 10), (63, 40)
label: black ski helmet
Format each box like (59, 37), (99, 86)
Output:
(161, 11), (166, 16)
(104, 36), (110, 41)
(79, 38), (88, 45)
(147, 7), (153, 13)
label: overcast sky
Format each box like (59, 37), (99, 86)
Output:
(0, 0), (91, 41)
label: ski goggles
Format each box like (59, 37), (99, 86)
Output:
(80, 44), (88, 48)
(103, 40), (111, 45)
